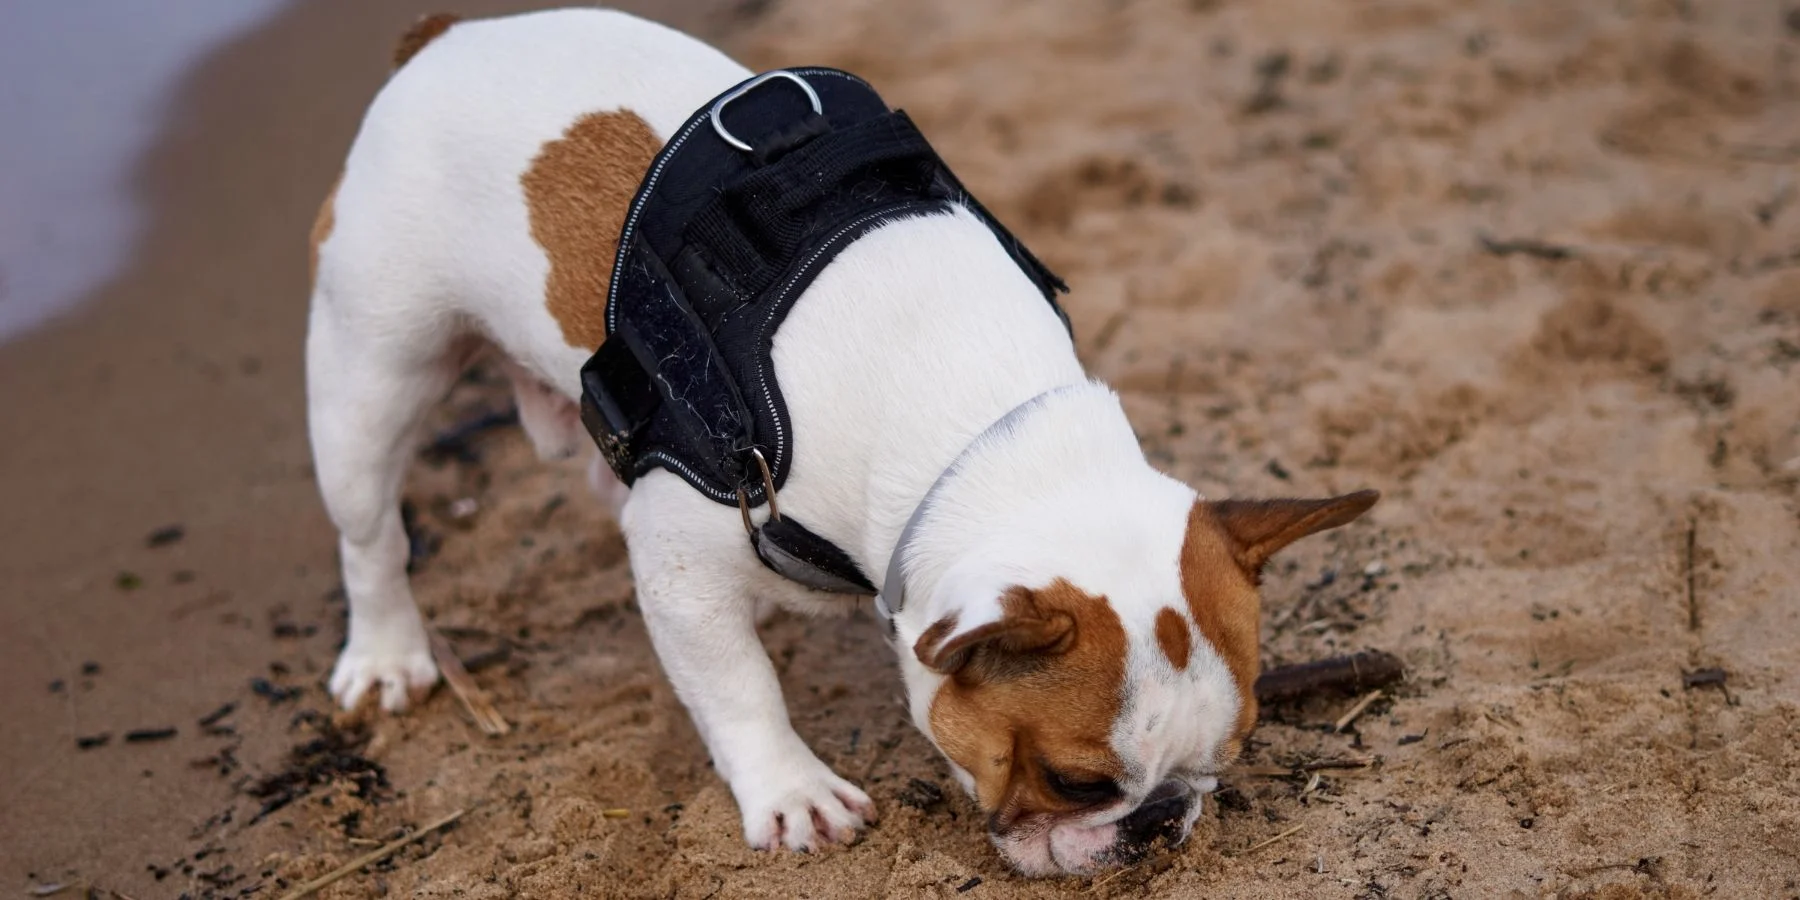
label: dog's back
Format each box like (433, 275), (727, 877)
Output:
(311, 9), (749, 394)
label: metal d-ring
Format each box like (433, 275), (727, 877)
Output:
(709, 70), (823, 153)
(735, 447), (782, 535)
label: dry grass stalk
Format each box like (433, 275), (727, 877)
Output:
(430, 629), (511, 735)
(1227, 756), (1377, 780)
(1235, 824), (1305, 856)
(1084, 864), (1133, 894)
(1333, 689), (1383, 733)
(1300, 755), (1376, 771)
(273, 808), (468, 900)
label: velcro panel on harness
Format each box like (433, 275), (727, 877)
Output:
(580, 247), (752, 493)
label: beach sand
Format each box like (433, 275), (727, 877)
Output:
(3, 1), (1797, 897)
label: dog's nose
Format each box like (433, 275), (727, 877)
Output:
(1118, 780), (1194, 851)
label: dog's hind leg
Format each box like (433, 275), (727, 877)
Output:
(305, 296), (465, 712)
(500, 357), (585, 462)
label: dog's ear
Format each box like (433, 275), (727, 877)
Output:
(1206, 489), (1380, 575)
(914, 587), (1076, 684)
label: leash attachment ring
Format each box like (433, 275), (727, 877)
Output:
(709, 70), (823, 152)
(736, 447), (781, 536)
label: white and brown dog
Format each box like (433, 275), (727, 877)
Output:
(307, 7), (1376, 875)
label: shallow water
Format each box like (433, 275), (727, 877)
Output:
(0, 1), (288, 342)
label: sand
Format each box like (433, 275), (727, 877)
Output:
(3, 1), (1798, 898)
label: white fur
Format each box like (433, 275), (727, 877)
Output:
(307, 7), (1237, 871)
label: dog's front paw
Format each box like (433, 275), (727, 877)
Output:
(736, 755), (877, 852)
(329, 628), (438, 712)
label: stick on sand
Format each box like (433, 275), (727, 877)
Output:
(430, 629), (511, 735)
(1254, 651), (1405, 704)
(274, 808), (468, 900)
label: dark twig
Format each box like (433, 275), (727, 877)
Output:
(197, 702), (237, 728)
(1478, 233), (1575, 261)
(1255, 651), (1406, 704)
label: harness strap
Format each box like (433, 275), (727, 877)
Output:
(685, 112), (937, 297)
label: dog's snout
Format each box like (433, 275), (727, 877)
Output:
(1117, 780), (1193, 851)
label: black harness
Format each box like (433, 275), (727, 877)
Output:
(578, 68), (1069, 595)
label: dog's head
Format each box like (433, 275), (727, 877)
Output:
(896, 487), (1377, 875)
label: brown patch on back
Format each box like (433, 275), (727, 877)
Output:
(392, 13), (461, 69)
(1180, 504), (1265, 739)
(521, 111), (663, 349)
(309, 174), (342, 285)
(923, 579), (1127, 832)
(1154, 607), (1191, 671)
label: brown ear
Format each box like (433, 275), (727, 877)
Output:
(915, 588), (1076, 683)
(1207, 489), (1380, 574)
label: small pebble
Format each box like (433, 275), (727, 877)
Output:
(146, 525), (186, 548)
(448, 497), (480, 520)
(1363, 560), (1388, 577)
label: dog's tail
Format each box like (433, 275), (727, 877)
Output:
(392, 13), (462, 70)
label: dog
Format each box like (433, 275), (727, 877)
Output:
(306, 7), (1377, 875)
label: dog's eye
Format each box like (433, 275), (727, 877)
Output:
(1043, 769), (1120, 805)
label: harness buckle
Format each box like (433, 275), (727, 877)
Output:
(709, 70), (824, 153)
(735, 447), (781, 535)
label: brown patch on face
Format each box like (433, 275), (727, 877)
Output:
(521, 110), (663, 349)
(309, 174), (341, 285)
(1154, 607), (1191, 671)
(923, 579), (1127, 832)
(392, 13), (461, 69)
(1183, 490), (1381, 739)
(1179, 505), (1265, 739)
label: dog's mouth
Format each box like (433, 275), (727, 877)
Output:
(991, 780), (1201, 875)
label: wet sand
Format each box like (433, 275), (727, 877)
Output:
(3, 1), (1798, 898)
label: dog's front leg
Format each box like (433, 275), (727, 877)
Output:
(622, 477), (876, 851)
